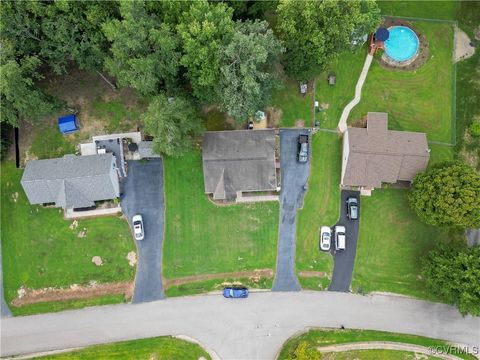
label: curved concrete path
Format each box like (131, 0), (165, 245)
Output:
(317, 341), (464, 360)
(338, 54), (373, 133)
(2, 292), (478, 359)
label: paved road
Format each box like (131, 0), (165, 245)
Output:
(121, 160), (165, 303)
(2, 292), (479, 359)
(272, 129), (311, 291)
(329, 190), (361, 292)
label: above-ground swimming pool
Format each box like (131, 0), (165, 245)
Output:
(384, 26), (419, 62)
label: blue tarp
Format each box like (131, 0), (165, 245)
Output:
(58, 114), (78, 134)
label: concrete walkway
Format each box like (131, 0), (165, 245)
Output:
(337, 54), (373, 133)
(2, 292), (478, 359)
(316, 341), (464, 360)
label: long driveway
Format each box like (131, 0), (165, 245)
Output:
(272, 129), (311, 291)
(121, 160), (165, 303)
(2, 292), (479, 359)
(329, 190), (361, 292)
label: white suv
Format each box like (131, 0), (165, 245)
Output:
(334, 226), (346, 251)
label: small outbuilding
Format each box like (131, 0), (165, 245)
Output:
(58, 114), (79, 134)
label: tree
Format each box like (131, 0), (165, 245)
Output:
(102, 1), (180, 95)
(276, 0), (380, 80)
(218, 20), (284, 122)
(177, 0), (235, 103)
(409, 162), (480, 228)
(0, 56), (58, 127)
(1, 0), (118, 74)
(423, 242), (480, 316)
(142, 95), (203, 157)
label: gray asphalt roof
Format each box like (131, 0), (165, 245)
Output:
(202, 130), (277, 200)
(21, 154), (119, 209)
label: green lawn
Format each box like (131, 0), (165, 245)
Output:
(11, 295), (127, 316)
(92, 99), (142, 133)
(296, 132), (340, 288)
(349, 21), (454, 143)
(166, 277), (273, 297)
(378, 0), (458, 20)
(314, 48), (367, 130)
(271, 78), (312, 128)
(317, 349), (439, 359)
(278, 328), (476, 360)
(36, 336), (211, 360)
(163, 150), (279, 279)
(1, 162), (135, 311)
(352, 189), (458, 299)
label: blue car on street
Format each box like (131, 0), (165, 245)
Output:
(223, 287), (249, 298)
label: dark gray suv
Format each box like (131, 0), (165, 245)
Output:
(346, 197), (358, 220)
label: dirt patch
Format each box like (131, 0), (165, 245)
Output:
(91, 256), (103, 266)
(11, 281), (134, 306)
(454, 26), (475, 62)
(164, 269), (274, 288)
(295, 120), (305, 128)
(126, 251), (137, 267)
(266, 107), (282, 128)
(298, 271), (328, 278)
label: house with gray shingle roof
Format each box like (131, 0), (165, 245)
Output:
(202, 130), (277, 201)
(341, 112), (430, 190)
(21, 154), (119, 210)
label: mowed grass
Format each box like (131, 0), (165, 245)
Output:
(352, 189), (456, 299)
(11, 295), (126, 316)
(349, 21), (454, 143)
(36, 336), (211, 360)
(378, 0), (458, 20)
(163, 151), (279, 279)
(271, 78), (312, 128)
(296, 132), (340, 287)
(278, 328), (476, 360)
(315, 48), (367, 129)
(318, 350), (438, 359)
(1, 162), (135, 308)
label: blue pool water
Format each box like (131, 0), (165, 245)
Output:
(385, 26), (419, 62)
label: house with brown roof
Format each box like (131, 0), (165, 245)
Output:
(341, 112), (430, 191)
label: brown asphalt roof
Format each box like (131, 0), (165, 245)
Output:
(342, 112), (430, 188)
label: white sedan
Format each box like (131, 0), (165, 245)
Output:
(132, 215), (144, 241)
(320, 226), (331, 251)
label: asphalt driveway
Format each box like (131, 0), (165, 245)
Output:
(328, 190), (360, 292)
(121, 160), (165, 303)
(272, 129), (311, 292)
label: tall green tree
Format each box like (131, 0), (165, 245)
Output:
(409, 162), (480, 228)
(276, 0), (380, 80)
(219, 20), (284, 122)
(142, 95), (203, 157)
(423, 242), (480, 316)
(1, 0), (117, 74)
(177, 1), (235, 103)
(102, 1), (180, 95)
(0, 50), (58, 126)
